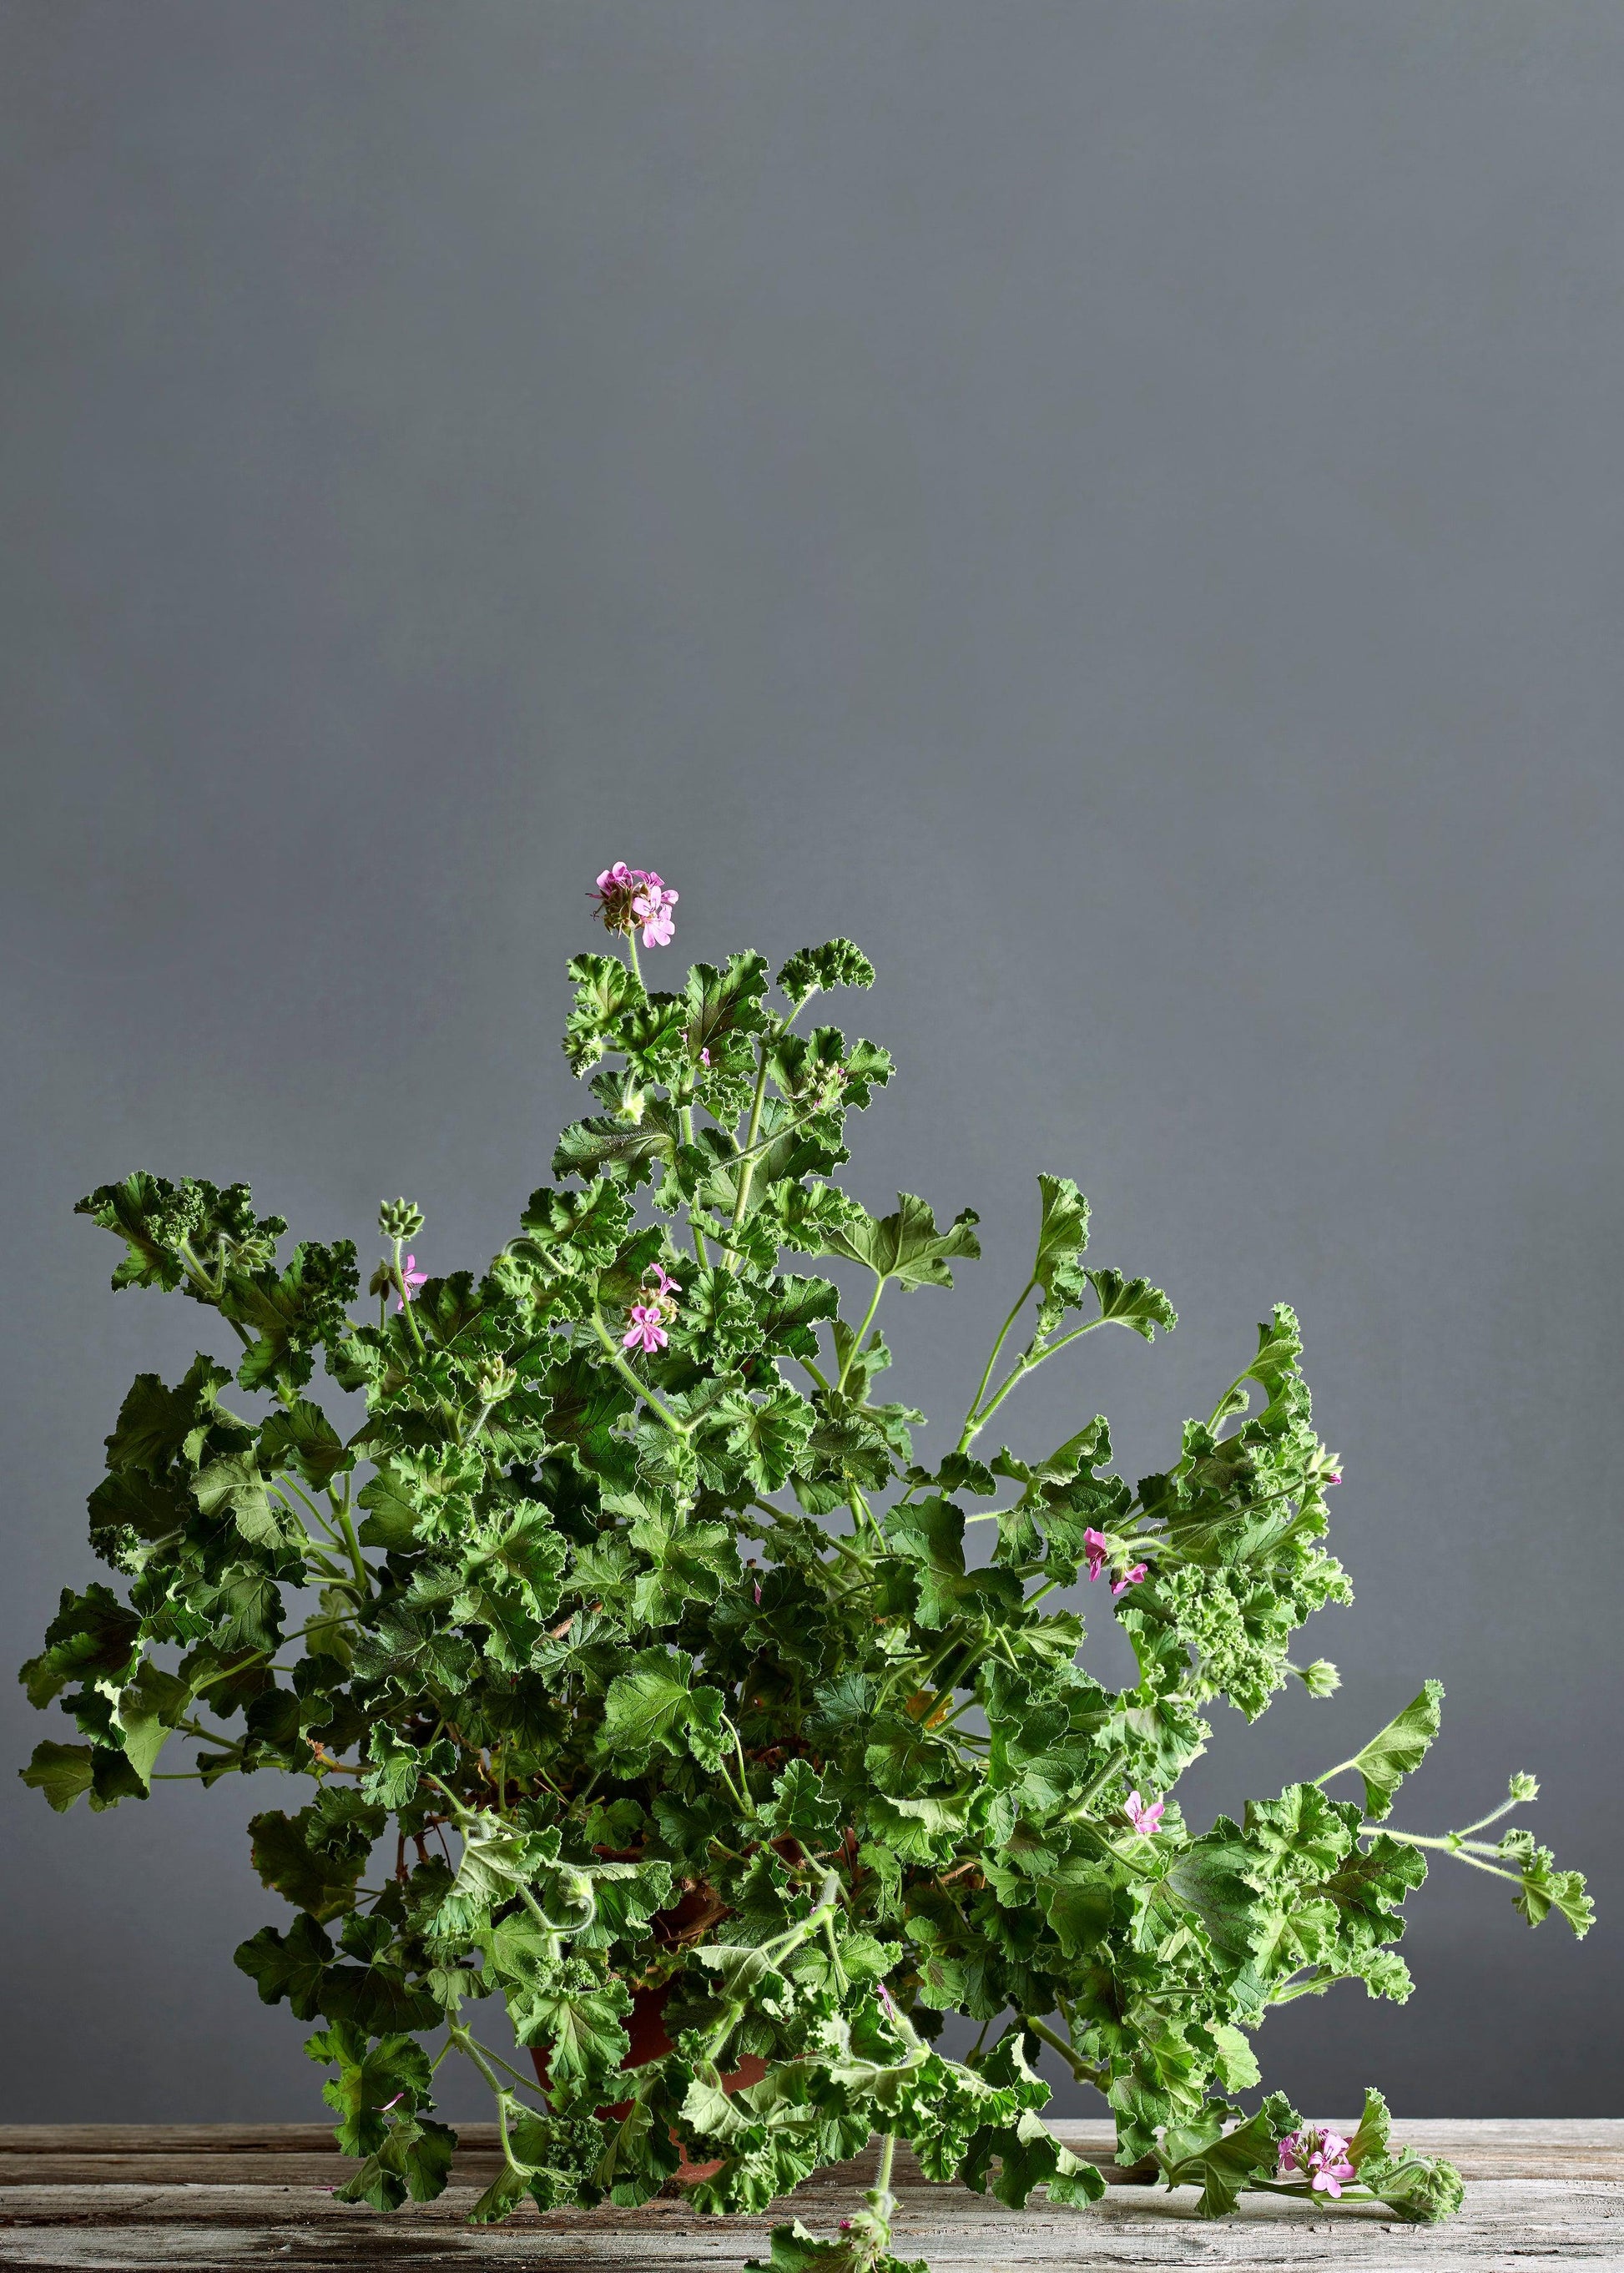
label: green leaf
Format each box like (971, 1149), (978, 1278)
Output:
(21, 1740), (97, 1812)
(598, 1649), (727, 1772)
(1084, 1268), (1177, 1342)
(512, 1181), (633, 1277)
(1339, 1681), (1445, 1822)
(257, 1400), (351, 1488)
(1502, 1835), (1594, 1936)
(438, 1815), (562, 1938)
(355, 1465), (423, 1550)
(334, 2113), (457, 2211)
(563, 952), (642, 1073)
(235, 1915), (335, 2020)
(1347, 2089), (1465, 2223)
(249, 1798), (384, 1922)
(103, 1357), (240, 1475)
(75, 1172), (189, 1290)
(1159, 2094), (1295, 2219)
(962, 2108), (1107, 2210)
(705, 1382), (817, 1494)
(758, 1759), (843, 1844)
(820, 1193), (981, 1291)
(508, 1963), (630, 2103)
(774, 940), (876, 1009)
(685, 952), (772, 1057)
(552, 1108), (680, 1190)
(305, 2024), (433, 2158)
(746, 2220), (927, 2273)
(193, 1453), (289, 1550)
(225, 1241), (358, 1394)
(19, 1585), (142, 1710)
(1031, 1175), (1091, 1331)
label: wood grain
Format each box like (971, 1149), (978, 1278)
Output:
(0, 2123), (1618, 2270)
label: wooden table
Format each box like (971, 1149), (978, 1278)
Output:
(0, 2123), (1618, 2270)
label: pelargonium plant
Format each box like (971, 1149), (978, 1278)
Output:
(22, 869), (1592, 2260)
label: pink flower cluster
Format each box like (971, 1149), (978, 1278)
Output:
(623, 1262), (682, 1356)
(592, 862), (678, 948)
(395, 1253), (427, 1313)
(1123, 1790), (1165, 1837)
(1083, 1526), (1147, 1595)
(1278, 2126), (1356, 2197)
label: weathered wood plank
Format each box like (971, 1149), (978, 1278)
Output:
(3, 2124), (1621, 2186)
(0, 2182), (1621, 2268)
(0, 2125), (1618, 2272)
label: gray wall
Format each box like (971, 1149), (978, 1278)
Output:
(3, 0), (1620, 2125)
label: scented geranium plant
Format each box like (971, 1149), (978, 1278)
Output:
(22, 869), (1592, 2259)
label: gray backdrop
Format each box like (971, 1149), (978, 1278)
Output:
(3, 0), (1620, 2125)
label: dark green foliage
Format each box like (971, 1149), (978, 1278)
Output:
(21, 911), (1591, 2255)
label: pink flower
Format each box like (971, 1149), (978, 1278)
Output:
(1123, 1790), (1164, 1837)
(622, 1303), (668, 1355)
(631, 871), (678, 948)
(700, 1046), (711, 1066)
(395, 1254), (427, 1312)
(1085, 1528), (1145, 1593)
(593, 862), (635, 902)
(591, 863), (678, 947)
(1279, 2126), (1355, 2197)
(644, 1262), (682, 1305)
(1326, 1469), (1342, 1486)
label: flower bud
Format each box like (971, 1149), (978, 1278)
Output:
(1299, 1659), (1341, 1697)
(1508, 1772), (1539, 1803)
(379, 1197), (425, 1242)
(471, 1357), (516, 1406)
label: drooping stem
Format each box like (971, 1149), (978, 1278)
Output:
(1020, 2012), (1102, 2087)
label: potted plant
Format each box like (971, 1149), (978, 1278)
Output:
(23, 866), (1592, 2261)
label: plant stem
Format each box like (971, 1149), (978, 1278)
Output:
(958, 1278), (1036, 1451)
(966, 1318), (1108, 1444)
(1020, 2012), (1100, 2086)
(589, 1306), (691, 1435)
(1059, 1748), (1128, 1825)
(337, 1502), (371, 1598)
(726, 1038), (774, 1273)
(836, 1282), (885, 1392)
(870, 2129), (898, 2217)
(392, 1236), (428, 1357)
(678, 1106), (710, 1266)
(1378, 1832), (1523, 1883)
